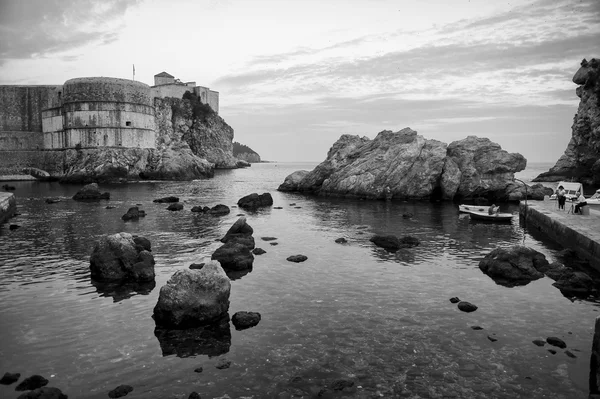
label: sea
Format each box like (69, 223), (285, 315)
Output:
(0, 161), (596, 398)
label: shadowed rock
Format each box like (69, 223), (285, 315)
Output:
(90, 233), (155, 283)
(72, 183), (109, 200)
(153, 196), (179, 203)
(478, 246), (548, 287)
(0, 372), (20, 385)
(232, 311), (261, 330)
(167, 203), (184, 211)
(237, 192), (273, 210)
(122, 207), (146, 221)
(108, 385), (133, 398)
(457, 301), (478, 312)
(287, 255), (308, 263)
(17, 387), (68, 399)
(15, 375), (48, 391)
(212, 242), (254, 271)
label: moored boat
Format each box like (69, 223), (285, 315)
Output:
(549, 181), (583, 201)
(458, 204), (488, 213)
(468, 211), (514, 222)
(587, 189), (600, 207)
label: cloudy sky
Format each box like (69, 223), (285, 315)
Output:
(1, 0), (598, 163)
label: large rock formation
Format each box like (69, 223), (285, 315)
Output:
(534, 58), (600, 185)
(278, 128), (526, 201)
(233, 142), (261, 163)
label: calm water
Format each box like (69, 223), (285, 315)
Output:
(0, 162), (598, 399)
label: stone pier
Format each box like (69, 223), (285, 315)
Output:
(591, 316), (600, 398)
(0, 192), (16, 225)
(519, 199), (600, 272)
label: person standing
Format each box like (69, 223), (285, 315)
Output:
(556, 185), (566, 210)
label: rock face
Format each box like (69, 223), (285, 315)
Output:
(90, 233), (155, 282)
(53, 94), (250, 182)
(153, 262), (231, 328)
(72, 183), (109, 200)
(534, 58), (600, 185)
(278, 129), (526, 201)
(478, 246), (548, 287)
(176, 97), (240, 169)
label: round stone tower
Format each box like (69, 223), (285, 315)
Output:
(42, 77), (156, 149)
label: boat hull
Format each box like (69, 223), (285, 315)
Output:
(468, 211), (513, 222)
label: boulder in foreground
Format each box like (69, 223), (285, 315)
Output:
(153, 262), (231, 328)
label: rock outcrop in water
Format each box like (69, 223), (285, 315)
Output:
(278, 128), (526, 202)
(90, 233), (155, 282)
(478, 246), (549, 287)
(534, 58), (600, 185)
(153, 262), (231, 328)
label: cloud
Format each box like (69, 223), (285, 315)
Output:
(0, 0), (140, 64)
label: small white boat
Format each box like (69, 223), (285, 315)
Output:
(587, 189), (600, 207)
(458, 204), (488, 213)
(468, 210), (514, 222)
(549, 181), (583, 201)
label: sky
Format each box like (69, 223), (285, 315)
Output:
(0, 0), (598, 163)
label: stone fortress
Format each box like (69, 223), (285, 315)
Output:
(0, 72), (219, 153)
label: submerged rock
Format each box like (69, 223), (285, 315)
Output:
(478, 246), (548, 287)
(72, 183), (109, 200)
(212, 242), (254, 271)
(0, 372), (20, 385)
(17, 387), (68, 399)
(215, 358), (232, 369)
(121, 206), (146, 221)
(546, 337), (567, 349)
(153, 196), (179, 203)
(108, 384), (133, 398)
(90, 233), (155, 282)
(15, 375), (48, 391)
(232, 311), (261, 330)
(457, 301), (478, 313)
(153, 262), (231, 328)
(287, 255), (308, 263)
(154, 316), (231, 357)
(370, 235), (420, 251)
(167, 203), (184, 211)
(252, 248), (266, 255)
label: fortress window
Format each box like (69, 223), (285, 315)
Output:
(126, 121), (132, 127)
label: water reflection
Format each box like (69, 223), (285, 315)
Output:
(91, 279), (156, 303)
(153, 316), (231, 358)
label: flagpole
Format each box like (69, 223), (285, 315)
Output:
(133, 64), (135, 81)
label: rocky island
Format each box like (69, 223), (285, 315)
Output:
(279, 128), (535, 202)
(534, 58), (600, 185)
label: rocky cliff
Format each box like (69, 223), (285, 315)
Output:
(233, 142), (261, 163)
(51, 95), (246, 182)
(534, 58), (600, 185)
(278, 128), (527, 202)
(59, 98), (215, 183)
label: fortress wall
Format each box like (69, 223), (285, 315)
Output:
(194, 86), (209, 103)
(151, 84), (191, 100)
(44, 128), (155, 149)
(63, 77), (153, 106)
(0, 131), (44, 150)
(208, 90), (219, 113)
(0, 85), (62, 132)
(0, 150), (65, 176)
